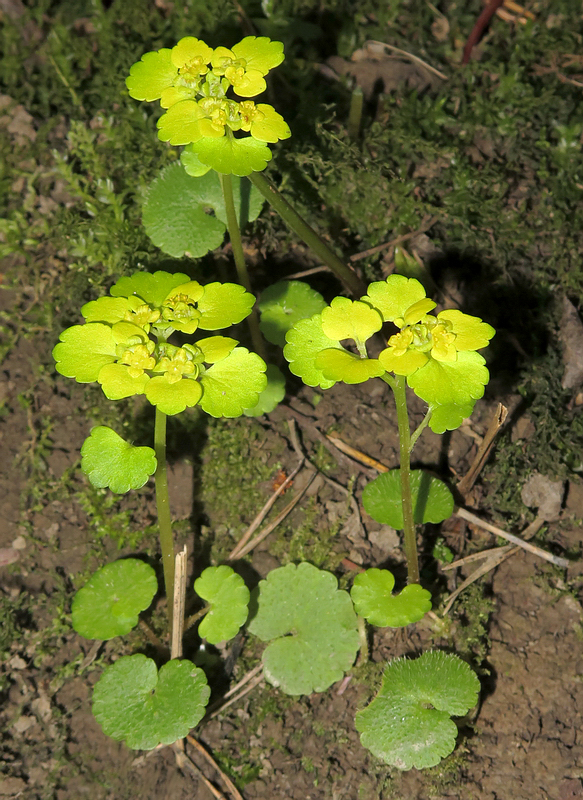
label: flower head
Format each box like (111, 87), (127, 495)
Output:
(126, 36), (290, 176)
(366, 275), (495, 417)
(53, 271), (265, 416)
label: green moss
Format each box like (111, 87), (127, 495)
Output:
(199, 416), (282, 559)
(452, 581), (495, 663)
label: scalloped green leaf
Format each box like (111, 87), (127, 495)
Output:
(248, 562), (360, 695)
(283, 314), (342, 389)
(350, 569), (431, 627)
(199, 347), (267, 417)
(243, 363), (286, 416)
(110, 270), (190, 307)
(362, 470), (454, 529)
(80, 426), (157, 494)
(92, 655), (210, 750)
(197, 282), (255, 329)
(363, 275), (427, 323)
(428, 400), (476, 434)
(355, 651), (480, 770)
(72, 559), (158, 640)
(315, 349), (384, 384)
(126, 48), (175, 102)
(190, 135), (273, 176)
(194, 565), (250, 644)
(407, 350), (489, 408)
(143, 164), (264, 259)
(258, 281), (327, 348)
(53, 323), (117, 383)
(181, 147), (212, 177)
(321, 297), (383, 344)
(144, 376), (203, 415)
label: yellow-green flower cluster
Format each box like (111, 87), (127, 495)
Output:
(126, 36), (290, 175)
(52, 271), (266, 417)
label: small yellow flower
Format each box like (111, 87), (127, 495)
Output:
(155, 348), (196, 384)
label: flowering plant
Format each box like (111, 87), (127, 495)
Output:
(126, 36), (290, 176)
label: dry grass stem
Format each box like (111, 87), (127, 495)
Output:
(455, 507), (569, 568)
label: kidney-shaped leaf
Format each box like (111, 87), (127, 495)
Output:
(142, 163), (264, 258)
(80, 426), (157, 494)
(350, 569), (431, 627)
(355, 651), (480, 770)
(72, 559), (158, 640)
(362, 469), (454, 529)
(194, 565), (250, 644)
(258, 281), (327, 347)
(92, 654), (210, 750)
(248, 562), (360, 695)
(243, 363), (286, 416)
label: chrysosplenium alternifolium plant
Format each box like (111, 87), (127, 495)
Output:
(52, 33), (492, 770)
(126, 35), (290, 176)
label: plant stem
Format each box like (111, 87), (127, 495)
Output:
(410, 409), (432, 454)
(249, 171), (367, 296)
(154, 406), (175, 625)
(218, 172), (266, 361)
(383, 374), (420, 583)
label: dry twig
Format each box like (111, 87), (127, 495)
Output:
(455, 507), (569, 568)
(457, 403), (508, 497)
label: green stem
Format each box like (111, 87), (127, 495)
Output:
(249, 171), (367, 296)
(409, 409), (432, 455)
(218, 172), (267, 361)
(383, 374), (420, 584)
(154, 407), (175, 624)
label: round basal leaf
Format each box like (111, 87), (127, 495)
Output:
(283, 314), (342, 389)
(143, 164), (224, 258)
(143, 164), (265, 259)
(315, 349), (384, 384)
(355, 651), (480, 770)
(80, 426), (157, 494)
(191, 135), (273, 176)
(110, 270), (190, 307)
(72, 559), (158, 640)
(248, 562), (360, 695)
(53, 323), (117, 383)
(199, 347), (267, 417)
(92, 654), (210, 750)
(350, 569), (432, 627)
(362, 470), (454, 529)
(197, 282), (255, 329)
(194, 565), (250, 645)
(428, 400), (476, 434)
(258, 281), (327, 347)
(320, 297), (383, 344)
(243, 363), (286, 416)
